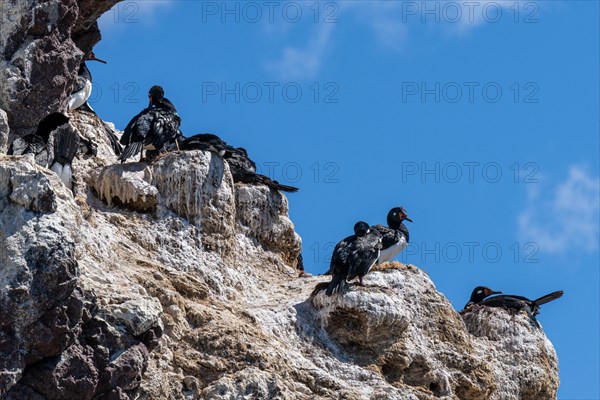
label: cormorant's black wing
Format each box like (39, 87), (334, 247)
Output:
(346, 233), (382, 281)
(145, 107), (181, 149)
(325, 234), (356, 275)
(177, 132), (297, 192)
(179, 133), (229, 154)
(118, 110), (154, 161)
(370, 224), (398, 250)
(120, 108), (150, 146)
(478, 295), (530, 311)
(226, 147), (257, 174)
(232, 170), (299, 193)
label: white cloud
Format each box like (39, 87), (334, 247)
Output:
(518, 166), (600, 255)
(266, 22), (334, 80)
(267, 1), (538, 79)
(99, 0), (173, 33)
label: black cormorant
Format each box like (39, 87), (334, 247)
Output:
(312, 221), (382, 296)
(463, 286), (564, 327)
(119, 85), (181, 162)
(177, 133), (299, 192)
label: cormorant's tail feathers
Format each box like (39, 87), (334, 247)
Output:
(311, 282), (329, 297)
(267, 178), (299, 193)
(533, 290), (564, 306)
(325, 275), (346, 296)
(118, 142), (143, 162)
(52, 126), (79, 165)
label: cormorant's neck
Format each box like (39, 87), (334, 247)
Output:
(399, 222), (410, 242)
(387, 216), (400, 229)
(470, 291), (488, 304)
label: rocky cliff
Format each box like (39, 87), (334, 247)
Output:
(0, 1), (559, 399)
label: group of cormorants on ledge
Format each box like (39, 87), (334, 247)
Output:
(8, 49), (562, 327)
(9, 51), (298, 193)
(310, 206), (562, 327)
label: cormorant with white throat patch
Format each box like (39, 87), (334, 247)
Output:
(68, 51), (106, 112)
(371, 206), (412, 266)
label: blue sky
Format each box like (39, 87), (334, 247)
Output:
(92, 1), (599, 398)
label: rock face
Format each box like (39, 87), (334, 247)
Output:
(0, 109), (8, 154)
(0, 2), (560, 400)
(0, 158), (162, 399)
(0, 0), (119, 134)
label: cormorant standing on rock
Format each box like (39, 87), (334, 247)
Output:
(371, 207), (412, 266)
(312, 221), (382, 296)
(65, 50), (122, 156)
(119, 85), (182, 163)
(177, 133), (299, 192)
(68, 51), (106, 112)
(345, 229), (382, 286)
(463, 286), (564, 327)
(323, 221), (370, 275)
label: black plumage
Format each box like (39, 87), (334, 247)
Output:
(8, 113), (70, 167)
(312, 221), (382, 297)
(323, 221), (370, 275)
(177, 133), (299, 193)
(119, 86), (181, 163)
(371, 207), (412, 266)
(345, 230), (383, 286)
(464, 286), (564, 327)
(50, 125), (80, 190)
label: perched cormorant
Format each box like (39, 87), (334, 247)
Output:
(371, 207), (412, 266)
(176, 133), (299, 193)
(119, 85), (182, 162)
(9, 113), (83, 191)
(312, 221), (382, 296)
(463, 286), (564, 327)
(68, 51), (106, 112)
(345, 229), (383, 286)
(8, 112), (70, 167)
(322, 221), (370, 275)
(64, 51), (122, 156)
